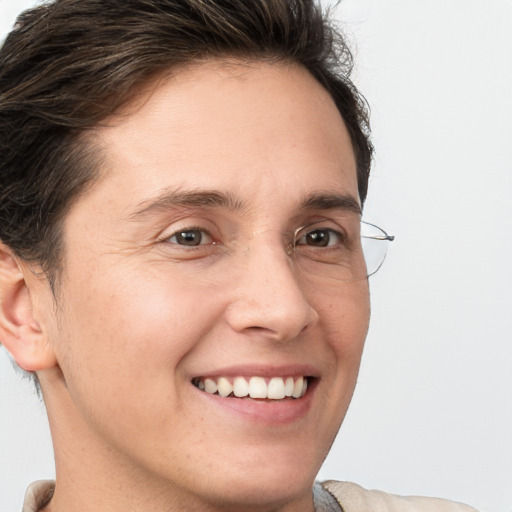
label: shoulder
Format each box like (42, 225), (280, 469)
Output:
(22, 480), (55, 512)
(321, 480), (480, 512)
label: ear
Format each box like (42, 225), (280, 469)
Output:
(0, 244), (57, 371)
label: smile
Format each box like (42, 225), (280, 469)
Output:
(192, 376), (309, 400)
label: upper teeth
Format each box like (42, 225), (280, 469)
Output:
(195, 376), (308, 400)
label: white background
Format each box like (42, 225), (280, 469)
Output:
(1, 1), (511, 511)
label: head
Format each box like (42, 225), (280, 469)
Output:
(0, 1), (373, 510)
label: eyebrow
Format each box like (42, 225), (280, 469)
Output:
(299, 192), (362, 215)
(129, 188), (361, 220)
(129, 189), (244, 220)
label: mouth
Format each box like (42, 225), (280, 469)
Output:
(192, 375), (311, 400)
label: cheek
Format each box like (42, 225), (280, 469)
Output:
(318, 281), (370, 401)
(55, 268), (223, 398)
(316, 279), (370, 349)
(303, 282), (369, 454)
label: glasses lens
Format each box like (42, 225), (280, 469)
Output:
(292, 218), (364, 282)
(361, 221), (393, 277)
(292, 220), (393, 282)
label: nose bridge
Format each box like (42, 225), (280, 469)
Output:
(225, 231), (318, 340)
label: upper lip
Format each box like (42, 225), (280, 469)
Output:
(190, 364), (320, 380)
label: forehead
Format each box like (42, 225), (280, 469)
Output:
(77, 60), (358, 222)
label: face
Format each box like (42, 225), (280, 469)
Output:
(40, 61), (370, 511)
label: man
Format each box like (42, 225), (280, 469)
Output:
(0, 1), (478, 510)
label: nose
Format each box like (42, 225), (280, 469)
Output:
(224, 239), (319, 342)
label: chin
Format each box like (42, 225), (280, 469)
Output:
(203, 475), (315, 512)
(195, 443), (323, 510)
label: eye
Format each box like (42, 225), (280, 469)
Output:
(296, 227), (344, 248)
(166, 228), (213, 247)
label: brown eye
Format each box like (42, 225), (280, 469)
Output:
(297, 228), (342, 248)
(168, 229), (207, 246)
(305, 230), (329, 247)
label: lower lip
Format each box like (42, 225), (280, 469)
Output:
(193, 380), (317, 425)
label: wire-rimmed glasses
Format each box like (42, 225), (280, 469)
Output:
(291, 219), (394, 282)
(361, 220), (395, 278)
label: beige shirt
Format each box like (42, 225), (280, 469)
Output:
(22, 480), (480, 511)
(324, 481), (480, 512)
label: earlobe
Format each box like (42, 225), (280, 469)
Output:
(0, 244), (57, 372)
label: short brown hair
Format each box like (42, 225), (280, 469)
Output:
(0, 0), (372, 288)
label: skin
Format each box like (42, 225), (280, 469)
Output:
(0, 60), (370, 512)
